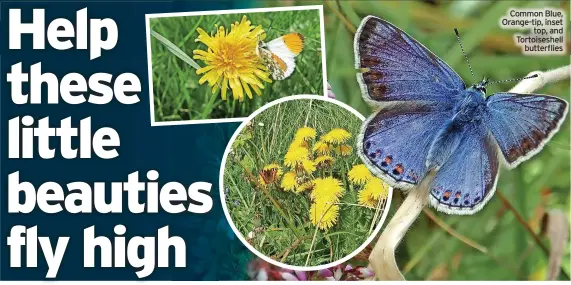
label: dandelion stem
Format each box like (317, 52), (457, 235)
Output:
(306, 218), (321, 266)
(335, 202), (373, 208)
(305, 202), (336, 266)
(368, 196), (384, 236)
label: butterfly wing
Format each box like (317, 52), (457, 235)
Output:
(260, 168), (277, 184)
(359, 102), (453, 190)
(484, 93), (568, 168)
(354, 16), (465, 105)
(267, 33), (304, 56)
(428, 123), (499, 215)
(256, 47), (287, 80)
(265, 33), (304, 80)
(271, 53), (295, 80)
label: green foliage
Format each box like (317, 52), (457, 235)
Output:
(222, 98), (387, 266)
(149, 9), (324, 122)
(318, 0), (570, 280)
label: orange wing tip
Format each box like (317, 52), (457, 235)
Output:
(282, 33), (304, 55)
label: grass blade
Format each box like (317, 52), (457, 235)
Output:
(150, 29), (201, 70)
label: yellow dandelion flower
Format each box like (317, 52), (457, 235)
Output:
(313, 141), (331, 155)
(363, 176), (389, 199)
(310, 201), (339, 230)
(295, 181), (314, 193)
(280, 171), (297, 191)
(193, 16), (272, 101)
(358, 187), (378, 207)
(289, 137), (309, 150)
(294, 127), (316, 142)
(348, 164), (373, 185)
(322, 128), (351, 144)
(335, 144), (353, 156)
(300, 159), (316, 174)
(311, 177), (344, 203)
(258, 163), (283, 185)
(284, 146), (309, 167)
(314, 155), (335, 167)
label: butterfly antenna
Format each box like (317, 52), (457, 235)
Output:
(487, 74), (539, 86)
(454, 28), (475, 81)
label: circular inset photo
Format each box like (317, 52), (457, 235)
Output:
(220, 95), (393, 270)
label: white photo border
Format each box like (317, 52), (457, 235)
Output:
(145, 5), (328, 126)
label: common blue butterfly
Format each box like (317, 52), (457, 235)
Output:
(354, 16), (568, 215)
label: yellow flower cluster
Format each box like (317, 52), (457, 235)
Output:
(282, 127), (350, 193)
(260, 126), (362, 231)
(347, 164), (389, 207)
(284, 127), (354, 230)
(313, 128), (353, 158)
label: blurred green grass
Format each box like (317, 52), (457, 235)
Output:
(149, 9), (324, 122)
(263, 0), (570, 280)
(223, 98), (385, 266)
(327, 0), (571, 281)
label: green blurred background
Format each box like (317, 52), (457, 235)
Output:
(259, 0), (569, 281)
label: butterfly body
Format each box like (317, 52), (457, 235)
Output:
(452, 88), (486, 123)
(355, 16), (568, 215)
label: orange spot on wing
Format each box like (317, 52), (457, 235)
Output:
(271, 54), (287, 71)
(282, 33), (304, 55)
(393, 164), (403, 175)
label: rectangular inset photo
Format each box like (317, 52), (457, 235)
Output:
(145, 5), (327, 126)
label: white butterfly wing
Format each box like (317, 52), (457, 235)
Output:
(264, 33), (304, 80)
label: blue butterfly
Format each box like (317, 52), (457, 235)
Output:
(354, 16), (568, 215)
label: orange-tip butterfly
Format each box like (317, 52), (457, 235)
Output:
(257, 33), (304, 80)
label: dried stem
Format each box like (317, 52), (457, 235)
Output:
(509, 66), (570, 93)
(496, 191), (549, 255)
(304, 99), (313, 126)
(368, 173), (432, 280)
(423, 209), (488, 254)
(277, 235), (311, 263)
(325, 1), (357, 33)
